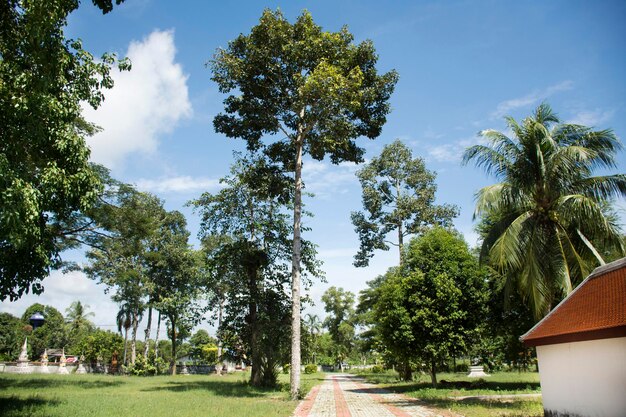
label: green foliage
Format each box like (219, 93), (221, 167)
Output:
(304, 364), (317, 374)
(0, 313), (21, 361)
(371, 364), (384, 373)
(282, 364), (290, 374)
(124, 354), (157, 376)
(464, 103), (626, 318)
(210, 9), (398, 164)
(0, 0), (129, 301)
(352, 139), (458, 266)
(72, 329), (123, 363)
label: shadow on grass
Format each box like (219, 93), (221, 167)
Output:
(415, 397), (542, 412)
(142, 380), (276, 397)
(377, 380), (540, 394)
(0, 395), (62, 416)
(0, 377), (125, 391)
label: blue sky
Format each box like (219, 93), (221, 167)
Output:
(3, 0), (625, 331)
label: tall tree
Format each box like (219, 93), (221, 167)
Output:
(210, 9), (397, 397)
(0, 0), (129, 301)
(149, 211), (205, 375)
(321, 287), (356, 370)
(463, 103), (626, 318)
(191, 153), (322, 386)
(352, 139), (458, 267)
(85, 186), (164, 364)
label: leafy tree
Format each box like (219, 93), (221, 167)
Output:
(321, 287), (356, 370)
(189, 329), (217, 363)
(74, 328), (123, 364)
(463, 103), (626, 318)
(303, 313), (322, 364)
(369, 229), (487, 385)
(0, 312), (21, 361)
(352, 139), (458, 266)
(0, 0), (129, 301)
(149, 211), (205, 375)
(85, 187), (165, 364)
(210, 9), (397, 398)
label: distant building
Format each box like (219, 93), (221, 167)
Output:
(521, 257), (626, 417)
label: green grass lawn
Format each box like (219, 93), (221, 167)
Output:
(356, 370), (543, 417)
(0, 371), (324, 417)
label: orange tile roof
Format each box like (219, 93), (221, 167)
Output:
(521, 257), (626, 347)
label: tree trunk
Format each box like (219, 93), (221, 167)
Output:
(248, 265), (261, 386)
(170, 316), (177, 375)
(430, 359), (438, 387)
(130, 313), (139, 365)
(123, 327), (129, 365)
(290, 133), (304, 400)
(402, 361), (412, 381)
(396, 180), (404, 266)
(154, 311), (161, 359)
(216, 296), (224, 376)
(143, 306), (152, 358)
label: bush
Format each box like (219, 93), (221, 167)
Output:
(304, 364), (317, 374)
(124, 354), (157, 376)
(282, 364), (290, 374)
(372, 365), (384, 373)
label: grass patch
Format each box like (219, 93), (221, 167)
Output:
(355, 370), (543, 417)
(0, 371), (324, 417)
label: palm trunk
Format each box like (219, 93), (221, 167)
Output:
(154, 311), (161, 359)
(290, 132), (304, 400)
(216, 296), (224, 376)
(123, 327), (129, 365)
(130, 313), (139, 365)
(143, 306), (152, 358)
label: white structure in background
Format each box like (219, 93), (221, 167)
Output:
(15, 338), (31, 374)
(521, 257), (626, 417)
(467, 365), (489, 378)
(40, 349), (50, 373)
(58, 349), (69, 375)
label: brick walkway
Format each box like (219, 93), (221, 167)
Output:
(293, 374), (451, 417)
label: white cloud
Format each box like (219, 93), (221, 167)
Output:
(491, 80), (573, 119)
(566, 108), (615, 127)
(0, 270), (119, 329)
(84, 30), (192, 169)
(135, 175), (221, 194)
(302, 159), (361, 199)
(426, 136), (479, 163)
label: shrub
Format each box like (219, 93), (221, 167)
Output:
(304, 364), (317, 374)
(372, 365), (384, 373)
(282, 364), (290, 374)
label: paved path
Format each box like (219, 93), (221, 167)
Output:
(293, 374), (452, 417)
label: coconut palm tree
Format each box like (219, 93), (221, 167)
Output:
(65, 301), (95, 333)
(304, 313), (322, 364)
(116, 304), (133, 365)
(463, 103), (626, 318)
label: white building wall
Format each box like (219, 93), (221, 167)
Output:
(537, 336), (626, 417)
